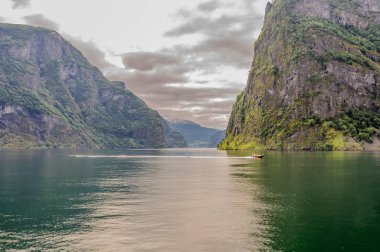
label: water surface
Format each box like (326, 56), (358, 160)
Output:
(0, 149), (380, 251)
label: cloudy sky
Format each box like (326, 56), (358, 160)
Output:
(1, 0), (267, 128)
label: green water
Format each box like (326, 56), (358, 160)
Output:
(0, 149), (380, 251)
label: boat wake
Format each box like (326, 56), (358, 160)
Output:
(69, 155), (253, 159)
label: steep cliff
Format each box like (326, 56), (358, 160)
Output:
(220, 0), (380, 151)
(0, 24), (184, 149)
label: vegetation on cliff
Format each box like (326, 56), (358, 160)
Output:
(220, 0), (380, 151)
(0, 24), (186, 149)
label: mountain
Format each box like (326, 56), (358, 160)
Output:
(0, 23), (186, 149)
(220, 0), (380, 151)
(161, 119), (188, 148)
(167, 119), (225, 147)
(208, 130), (226, 148)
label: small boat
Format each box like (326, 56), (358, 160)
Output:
(252, 154), (264, 159)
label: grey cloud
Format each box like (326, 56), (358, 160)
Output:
(107, 69), (237, 101)
(173, 37), (253, 69)
(139, 87), (239, 105)
(165, 13), (262, 38)
(122, 52), (181, 71)
(107, 66), (239, 128)
(114, 51), (190, 85)
(197, 0), (221, 12)
(0, 16), (6, 23)
(63, 34), (116, 72)
(11, 0), (30, 9)
(193, 37), (252, 57)
(110, 70), (188, 86)
(23, 14), (59, 31)
(163, 4), (264, 69)
(107, 0), (265, 128)
(164, 17), (212, 37)
(175, 9), (191, 19)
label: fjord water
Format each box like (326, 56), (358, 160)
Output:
(1, 150), (380, 251)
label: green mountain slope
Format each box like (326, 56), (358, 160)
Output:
(0, 23), (185, 149)
(220, 0), (380, 151)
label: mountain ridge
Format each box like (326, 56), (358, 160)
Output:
(0, 23), (186, 149)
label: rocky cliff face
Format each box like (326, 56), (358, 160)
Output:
(220, 0), (380, 151)
(0, 24), (184, 149)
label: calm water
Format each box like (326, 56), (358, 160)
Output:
(0, 149), (380, 251)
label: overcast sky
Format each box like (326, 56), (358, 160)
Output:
(1, 0), (267, 128)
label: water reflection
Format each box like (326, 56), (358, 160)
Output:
(233, 151), (380, 251)
(2, 150), (379, 251)
(67, 150), (268, 251)
(0, 149), (266, 251)
(0, 150), (100, 250)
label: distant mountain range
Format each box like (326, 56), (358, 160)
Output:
(167, 119), (226, 148)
